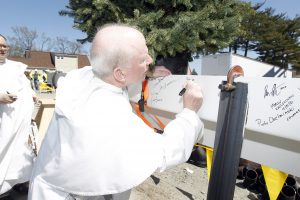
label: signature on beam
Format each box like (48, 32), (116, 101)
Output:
(153, 77), (165, 87)
(264, 83), (286, 98)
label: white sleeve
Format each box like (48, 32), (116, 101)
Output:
(158, 108), (204, 171)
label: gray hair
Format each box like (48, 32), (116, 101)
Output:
(0, 34), (7, 41)
(90, 24), (142, 78)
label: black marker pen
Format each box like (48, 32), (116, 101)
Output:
(179, 88), (186, 96)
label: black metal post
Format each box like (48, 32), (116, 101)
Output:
(207, 81), (248, 200)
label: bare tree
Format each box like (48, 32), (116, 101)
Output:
(38, 33), (53, 51)
(54, 36), (70, 54)
(8, 26), (38, 56)
(55, 37), (84, 54)
(68, 41), (83, 54)
(7, 25), (87, 56)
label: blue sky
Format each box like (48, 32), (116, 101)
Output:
(246, 0), (299, 18)
(1, 0), (299, 54)
(1, 0), (89, 51)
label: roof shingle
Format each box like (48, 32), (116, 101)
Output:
(8, 51), (90, 70)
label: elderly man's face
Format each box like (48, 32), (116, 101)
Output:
(0, 36), (9, 63)
(124, 38), (153, 85)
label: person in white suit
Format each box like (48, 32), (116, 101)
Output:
(29, 23), (204, 200)
(0, 34), (35, 196)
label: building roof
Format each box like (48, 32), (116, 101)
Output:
(8, 51), (90, 70)
(78, 54), (90, 68)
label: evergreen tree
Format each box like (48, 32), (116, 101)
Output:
(59, 0), (243, 64)
(228, 2), (257, 57)
(231, 5), (300, 71)
(251, 9), (300, 71)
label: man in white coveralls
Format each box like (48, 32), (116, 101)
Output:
(0, 34), (35, 196)
(29, 23), (204, 200)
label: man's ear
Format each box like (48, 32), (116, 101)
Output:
(113, 67), (126, 83)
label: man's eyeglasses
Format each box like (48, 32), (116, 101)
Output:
(0, 44), (10, 49)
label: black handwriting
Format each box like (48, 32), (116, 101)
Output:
(270, 94), (294, 110)
(255, 107), (295, 126)
(255, 119), (269, 126)
(264, 82), (286, 98)
(287, 108), (300, 121)
(152, 98), (163, 103)
(153, 77), (165, 87)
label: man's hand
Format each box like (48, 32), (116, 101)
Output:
(0, 93), (18, 104)
(182, 81), (203, 113)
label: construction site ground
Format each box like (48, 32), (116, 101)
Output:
(130, 162), (253, 200)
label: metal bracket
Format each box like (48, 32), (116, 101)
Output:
(219, 65), (244, 91)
